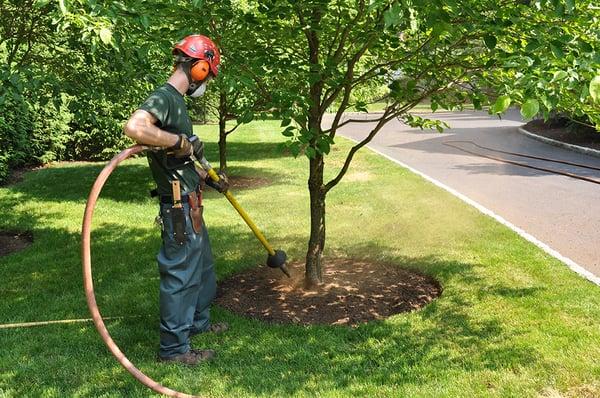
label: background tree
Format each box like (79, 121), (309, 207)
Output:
(200, 0), (272, 171)
(485, 0), (600, 127)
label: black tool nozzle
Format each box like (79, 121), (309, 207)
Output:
(267, 249), (291, 278)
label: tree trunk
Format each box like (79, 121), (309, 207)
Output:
(218, 91), (227, 171)
(304, 10), (325, 288)
(305, 153), (326, 288)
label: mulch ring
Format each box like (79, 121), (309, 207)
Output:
(216, 258), (442, 326)
(0, 167), (36, 187)
(0, 230), (33, 257)
(524, 119), (600, 151)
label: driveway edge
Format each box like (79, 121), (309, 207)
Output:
(518, 127), (600, 159)
(347, 137), (600, 286)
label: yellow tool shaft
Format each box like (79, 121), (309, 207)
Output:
(206, 168), (276, 256)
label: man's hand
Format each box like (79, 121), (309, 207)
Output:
(205, 170), (230, 193)
(169, 134), (193, 158)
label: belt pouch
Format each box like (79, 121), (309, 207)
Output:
(171, 180), (187, 245)
(188, 191), (203, 234)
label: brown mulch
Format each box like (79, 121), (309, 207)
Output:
(216, 258), (442, 326)
(524, 119), (600, 151)
(0, 231), (33, 257)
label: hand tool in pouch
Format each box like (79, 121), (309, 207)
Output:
(171, 180), (187, 245)
(188, 191), (203, 234)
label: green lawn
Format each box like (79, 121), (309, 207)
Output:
(1, 120), (599, 397)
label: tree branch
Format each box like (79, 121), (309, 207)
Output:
(225, 122), (242, 136)
(323, 106), (395, 193)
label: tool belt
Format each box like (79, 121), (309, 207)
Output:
(154, 182), (204, 245)
(159, 191), (198, 205)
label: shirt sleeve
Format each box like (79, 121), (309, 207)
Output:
(138, 90), (169, 128)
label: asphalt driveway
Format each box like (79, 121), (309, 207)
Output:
(326, 109), (600, 281)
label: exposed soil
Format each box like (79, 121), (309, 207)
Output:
(524, 119), (600, 151)
(216, 258), (442, 326)
(0, 230), (33, 257)
(0, 166), (40, 187)
(228, 175), (271, 190)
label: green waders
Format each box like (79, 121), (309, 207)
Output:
(157, 200), (216, 358)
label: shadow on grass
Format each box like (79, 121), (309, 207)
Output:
(5, 157), (284, 204)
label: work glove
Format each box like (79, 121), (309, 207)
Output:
(169, 134), (205, 159)
(169, 134), (193, 158)
(205, 170), (230, 193)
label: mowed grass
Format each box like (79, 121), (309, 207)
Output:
(1, 119), (599, 397)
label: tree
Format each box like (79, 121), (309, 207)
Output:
(203, 0), (271, 171)
(190, 0), (279, 171)
(245, 0), (585, 287)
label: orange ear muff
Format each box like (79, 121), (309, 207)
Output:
(190, 60), (210, 81)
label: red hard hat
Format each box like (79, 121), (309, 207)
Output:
(173, 35), (220, 77)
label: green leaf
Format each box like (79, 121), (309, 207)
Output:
(305, 146), (316, 159)
(520, 99), (539, 119)
(297, 134), (309, 144)
(492, 95), (511, 114)
(237, 111), (254, 124)
(281, 126), (295, 137)
(289, 142), (300, 157)
(579, 85), (589, 102)
(99, 28), (112, 45)
(384, 3), (403, 28)
(550, 70), (568, 83)
(409, 7), (418, 31)
(565, 0), (574, 13)
(525, 40), (541, 52)
(316, 138), (331, 155)
(590, 76), (600, 103)
(550, 43), (564, 59)
(34, 0), (50, 8)
(483, 35), (497, 50)
(579, 41), (593, 53)
(59, 0), (67, 14)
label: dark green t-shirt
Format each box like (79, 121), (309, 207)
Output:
(138, 83), (200, 195)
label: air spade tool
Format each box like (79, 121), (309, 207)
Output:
(198, 157), (291, 278)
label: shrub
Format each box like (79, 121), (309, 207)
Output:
(0, 93), (34, 183)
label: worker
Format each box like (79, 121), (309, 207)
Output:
(124, 34), (229, 366)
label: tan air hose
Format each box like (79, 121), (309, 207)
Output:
(81, 145), (201, 398)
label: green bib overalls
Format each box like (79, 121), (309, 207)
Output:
(139, 83), (216, 358)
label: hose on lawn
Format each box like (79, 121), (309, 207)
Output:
(81, 145), (202, 398)
(443, 140), (600, 185)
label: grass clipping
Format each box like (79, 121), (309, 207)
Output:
(216, 258), (442, 326)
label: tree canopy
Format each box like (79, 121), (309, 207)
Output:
(1, 0), (598, 285)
